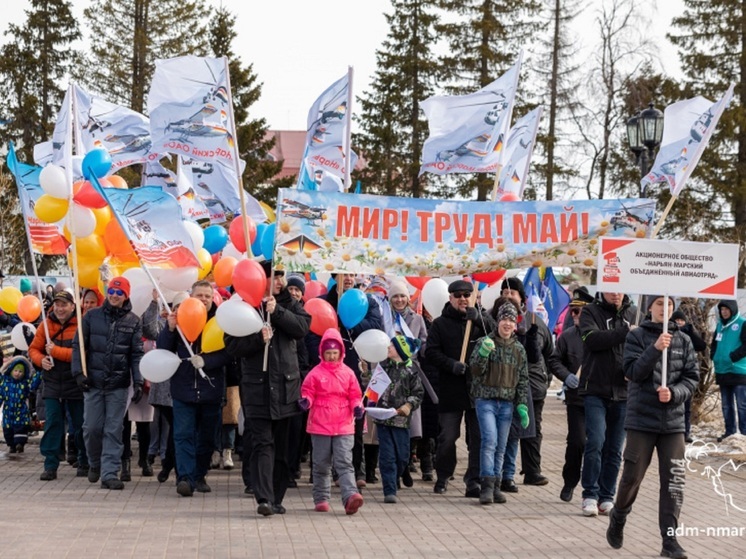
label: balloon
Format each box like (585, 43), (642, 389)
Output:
(480, 283), (504, 316)
(139, 349), (181, 383)
(228, 215), (257, 254)
(406, 276), (430, 290)
(35, 194), (69, 223)
(251, 223), (267, 258)
(353, 329), (391, 362)
(183, 221), (205, 251)
(303, 280), (328, 302)
(203, 224), (229, 254)
(202, 317), (225, 353)
(471, 270), (506, 285)
(104, 219), (135, 257)
(122, 267), (151, 290)
(0, 286), (24, 314)
(75, 234), (107, 261)
(129, 284), (154, 317)
(260, 223), (276, 260)
(213, 256), (238, 288)
(75, 256), (103, 289)
(155, 267), (199, 292)
(177, 297), (208, 343)
(500, 192), (521, 202)
(69, 204), (97, 237)
(106, 175), (128, 189)
(259, 201), (276, 223)
(39, 164), (69, 199)
(338, 288), (369, 329)
(304, 298), (338, 336)
(421, 278), (449, 319)
(196, 248), (213, 280)
(82, 148), (112, 179)
(92, 206), (113, 236)
(73, 181), (107, 208)
(215, 299), (263, 337)
(17, 295), (42, 323)
(221, 241), (246, 261)
(10, 322), (36, 351)
(232, 259), (266, 307)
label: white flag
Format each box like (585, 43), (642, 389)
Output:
(494, 107), (542, 199)
(642, 85), (734, 196)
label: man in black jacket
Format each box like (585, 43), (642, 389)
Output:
(578, 291), (636, 516)
(427, 279), (494, 496)
(224, 265), (311, 516)
(72, 276), (144, 490)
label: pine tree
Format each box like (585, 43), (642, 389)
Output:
(208, 6), (286, 205)
(354, 0), (441, 198)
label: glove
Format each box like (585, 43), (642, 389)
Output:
(353, 406), (365, 420)
(464, 307), (479, 321)
(76, 375), (90, 392)
(397, 403), (412, 417)
(189, 354), (205, 369)
(517, 404), (530, 429)
(297, 397), (311, 411)
(565, 373), (580, 390)
(452, 361), (467, 375)
(478, 337), (495, 358)
(131, 383), (144, 404)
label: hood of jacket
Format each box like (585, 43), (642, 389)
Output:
(718, 300), (740, 324)
(318, 327), (346, 366)
(1, 355), (33, 379)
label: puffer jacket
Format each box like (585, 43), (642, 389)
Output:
(28, 311), (82, 400)
(225, 288), (311, 420)
(546, 325), (585, 407)
(579, 294), (637, 401)
(711, 300), (746, 385)
(521, 311), (554, 400)
(0, 356), (41, 429)
(301, 328), (361, 436)
(72, 299), (143, 390)
(375, 357), (424, 429)
(623, 319), (699, 433)
(469, 333), (529, 406)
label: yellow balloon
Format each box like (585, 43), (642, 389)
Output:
(259, 201), (275, 223)
(76, 234), (108, 261)
(196, 248), (213, 280)
(35, 194), (69, 223)
(201, 317), (225, 353)
(0, 286), (24, 314)
(69, 253), (103, 289)
(92, 206), (113, 237)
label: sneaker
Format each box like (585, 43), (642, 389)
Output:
(500, 479), (518, 493)
(660, 537), (687, 559)
(257, 502), (274, 516)
(314, 501), (330, 512)
(560, 486), (574, 502)
(88, 467), (100, 483)
(582, 498), (599, 517)
(345, 493), (364, 515)
(223, 449), (234, 470)
(101, 478), (124, 490)
(606, 507), (627, 549)
(384, 494), (397, 504)
(195, 478), (211, 493)
(210, 450), (221, 469)
(40, 470), (57, 481)
(177, 480), (194, 497)
(401, 469), (414, 488)
(76, 465), (90, 478)
(598, 501), (614, 515)
(422, 471), (434, 482)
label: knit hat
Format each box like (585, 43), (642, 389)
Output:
(448, 279), (474, 294)
(670, 309), (686, 323)
(496, 302), (518, 323)
(391, 334), (421, 361)
(286, 274), (306, 295)
(321, 338), (343, 353)
(388, 281), (410, 299)
(569, 286), (594, 307)
(108, 276), (131, 298)
(500, 277), (526, 303)
(643, 294), (675, 312)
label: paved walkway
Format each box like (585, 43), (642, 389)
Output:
(1, 395), (745, 558)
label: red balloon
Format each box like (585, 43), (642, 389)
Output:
(303, 280), (328, 302)
(304, 298), (339, 336)
(406, 276), (430, 290)
(472, 270), (507, 285)
(500, 192), (521, 202)
(232, 259), (266, 307)
(73, 181), (107, 208)
(228, 216), (257, 253)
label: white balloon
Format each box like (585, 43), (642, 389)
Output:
(215, 299), (263, 337)
(39, 164), (70, 199)
(69, 204), (96, 237)
(183, 221), (205, 252)
(154, 267), (199, 292)
(130, 284), (154, 317)
(353, 329), (391, 363)
(480, 283), (503, 316)
(122, 267), (151, 291)
(221, 241), (246, 261)
(139, 349), (181, 383)
(10, 322), (36, 351)
(421, 278), (449, 319)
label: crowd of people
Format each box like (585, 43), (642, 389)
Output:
(2, 264), (744, 559)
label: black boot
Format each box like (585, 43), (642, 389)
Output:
(479, 476), (495, 505)
(606, 506), (630, 550)
(66, 435), (77, 465)
(120, 459), (131, 482)
(660, 537), (687, 559)
(365, 445), (379, 483)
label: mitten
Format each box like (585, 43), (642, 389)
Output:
(517, 404), (529, 429)
(464, 307), (479, 321)
(297, 397), (311, 411)
(478, 337), (495, 358)
(452, 361), (467, 375)
(565, 373), (580, 390)
(353, 406), (365, 420)
(189, 354), (205, 369)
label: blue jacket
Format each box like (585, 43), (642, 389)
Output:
(0, 356), (41, 429)
(712, 300), (746, 385)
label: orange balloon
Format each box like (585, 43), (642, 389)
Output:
(92, 206), (113, 236)
(213, 256), (238, 287)
(17, 295), (42, 323)
(103, 219), (136, 259)
(107, 175), (128, 189)
(177, 297), (208, 343)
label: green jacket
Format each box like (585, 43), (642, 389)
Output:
(374, 358), (424, 429)
(469, 334), (529, 406)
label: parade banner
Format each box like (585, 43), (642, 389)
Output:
(597, 237), (739, 299)
(273, 189), (656, 276)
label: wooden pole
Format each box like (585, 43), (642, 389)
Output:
(459, 287), (478, 363)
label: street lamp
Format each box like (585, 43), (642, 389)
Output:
(626, 102), (664, 195)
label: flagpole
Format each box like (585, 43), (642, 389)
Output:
(652, 194), (678, 238)
(343, 66), (354, 192)
(222, 56), (255, 257)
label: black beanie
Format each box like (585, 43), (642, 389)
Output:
(286, 274), (306, 295)
(500, 277), (526, 303)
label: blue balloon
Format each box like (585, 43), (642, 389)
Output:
(327, 277), (336, 291)
(203, 224), (229, 254)
(260, 223), (276, 261)
(338, 288), (369, 329)
(252, 223), (267, 258)
(82, 148), (112, 179)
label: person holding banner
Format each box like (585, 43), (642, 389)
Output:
(710, 300), (746, 442)
(606, 295), (698, 559)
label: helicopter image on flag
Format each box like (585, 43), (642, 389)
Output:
(282, 200), (326, 225)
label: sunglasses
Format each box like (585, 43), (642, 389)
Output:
(451, 291), (472, 299)
(107, 288), (125, 296)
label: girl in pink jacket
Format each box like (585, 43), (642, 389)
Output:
(300, 328), (364, 515)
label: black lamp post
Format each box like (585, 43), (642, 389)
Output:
(626, 102), (664, 195)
